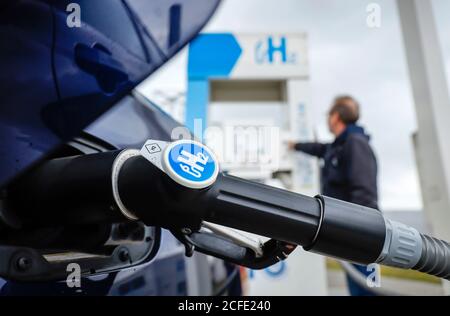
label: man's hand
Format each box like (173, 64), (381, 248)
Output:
(287, 141), (297, 151)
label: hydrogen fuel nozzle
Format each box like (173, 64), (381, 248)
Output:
(8, 139), (450, 280)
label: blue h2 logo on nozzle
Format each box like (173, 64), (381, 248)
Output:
(167, 142), (217, 183)
(177, 149), (208, 179)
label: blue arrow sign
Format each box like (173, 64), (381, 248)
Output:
(186, 33), (242, 138)
(188, 33), (242, 79)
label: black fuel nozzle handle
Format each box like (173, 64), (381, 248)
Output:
(120, 158), (386, 265)
(117, 140), (387, 266)
(119, 140), (450, 279)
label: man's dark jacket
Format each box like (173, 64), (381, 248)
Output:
(295, 125), (378, 209)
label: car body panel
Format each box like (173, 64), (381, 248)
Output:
(0, 230), (187, 296)
(0, 0), (220, 188)
(0, 0), (221, 295)
(0, 1), (59, 188)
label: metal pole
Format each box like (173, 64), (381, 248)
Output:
(397, 0), (450, 293)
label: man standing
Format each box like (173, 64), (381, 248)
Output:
(289, 95), (378, 296)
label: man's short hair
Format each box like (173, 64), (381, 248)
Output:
(329, 95), (360, 125)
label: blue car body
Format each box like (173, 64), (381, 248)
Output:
(0, 0), (220, 295)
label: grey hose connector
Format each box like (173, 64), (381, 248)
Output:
(376, 219), (423, 269)
(413, 235), (450, 280)
(377, 218), (450, 281)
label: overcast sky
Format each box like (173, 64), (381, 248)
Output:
(139, 0), (450, 211)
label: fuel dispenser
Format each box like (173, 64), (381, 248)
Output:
(185, 33), (326, 294)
